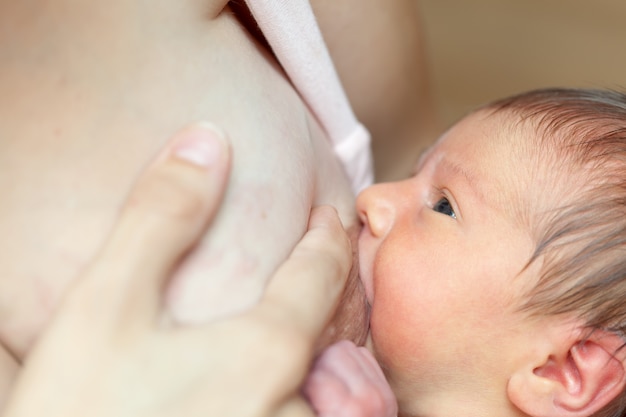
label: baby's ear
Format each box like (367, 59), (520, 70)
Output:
(507, 328), (626, 417)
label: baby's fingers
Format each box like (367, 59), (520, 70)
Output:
(74, 123), (231, 322)
(303, 341), (398, 417)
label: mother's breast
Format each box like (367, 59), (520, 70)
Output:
(0, 5), (366, 358)
(163, 69), (362, 325)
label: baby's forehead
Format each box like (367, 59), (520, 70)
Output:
(445, 110), (579, 225)
(511, 112), (605, 227)
(441, 109), (543, 169)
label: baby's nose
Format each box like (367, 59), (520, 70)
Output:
(356, 183), (397, 238)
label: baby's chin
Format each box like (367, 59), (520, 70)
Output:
(314, 223), (370, 353)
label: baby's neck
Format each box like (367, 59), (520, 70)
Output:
(394, 380), (526, 417)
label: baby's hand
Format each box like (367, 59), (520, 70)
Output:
(303, 340), (398, 417)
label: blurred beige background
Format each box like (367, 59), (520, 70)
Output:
(420, 1), (626, 128)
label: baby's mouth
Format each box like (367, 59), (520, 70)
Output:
(357, 224), (375, 304)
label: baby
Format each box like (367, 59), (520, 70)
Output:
(307, 88), (626, 417)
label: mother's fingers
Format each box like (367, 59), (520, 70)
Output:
(256, 206), (353, 349)
(76, 123), (231, 321)
(273, 397), (317, 417)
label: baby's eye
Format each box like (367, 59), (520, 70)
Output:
(433, 197), (456, 219)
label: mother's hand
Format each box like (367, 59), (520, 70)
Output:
(3, 123), (352, 417)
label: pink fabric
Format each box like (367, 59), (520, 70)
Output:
(244, 0), (374, 193)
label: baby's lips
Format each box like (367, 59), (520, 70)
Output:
(356, 219), (380, 305)
(357, 240), (375, 304)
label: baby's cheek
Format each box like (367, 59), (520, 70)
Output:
(368, 278), (429, 375)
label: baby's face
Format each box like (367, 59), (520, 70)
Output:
(357, 111), (541, 407)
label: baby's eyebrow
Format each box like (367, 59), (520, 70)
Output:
(439, 157), (487, 206)
(442, 159), (476, 187)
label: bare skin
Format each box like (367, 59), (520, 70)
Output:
(0, 0), (433, 410)
(3, 125), (354, 417)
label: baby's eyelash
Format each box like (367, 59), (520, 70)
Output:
(430, 187), (457, 219)
(432, 197), (456, 219)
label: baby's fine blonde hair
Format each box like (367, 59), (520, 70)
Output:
(487, 88), (626, 417)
